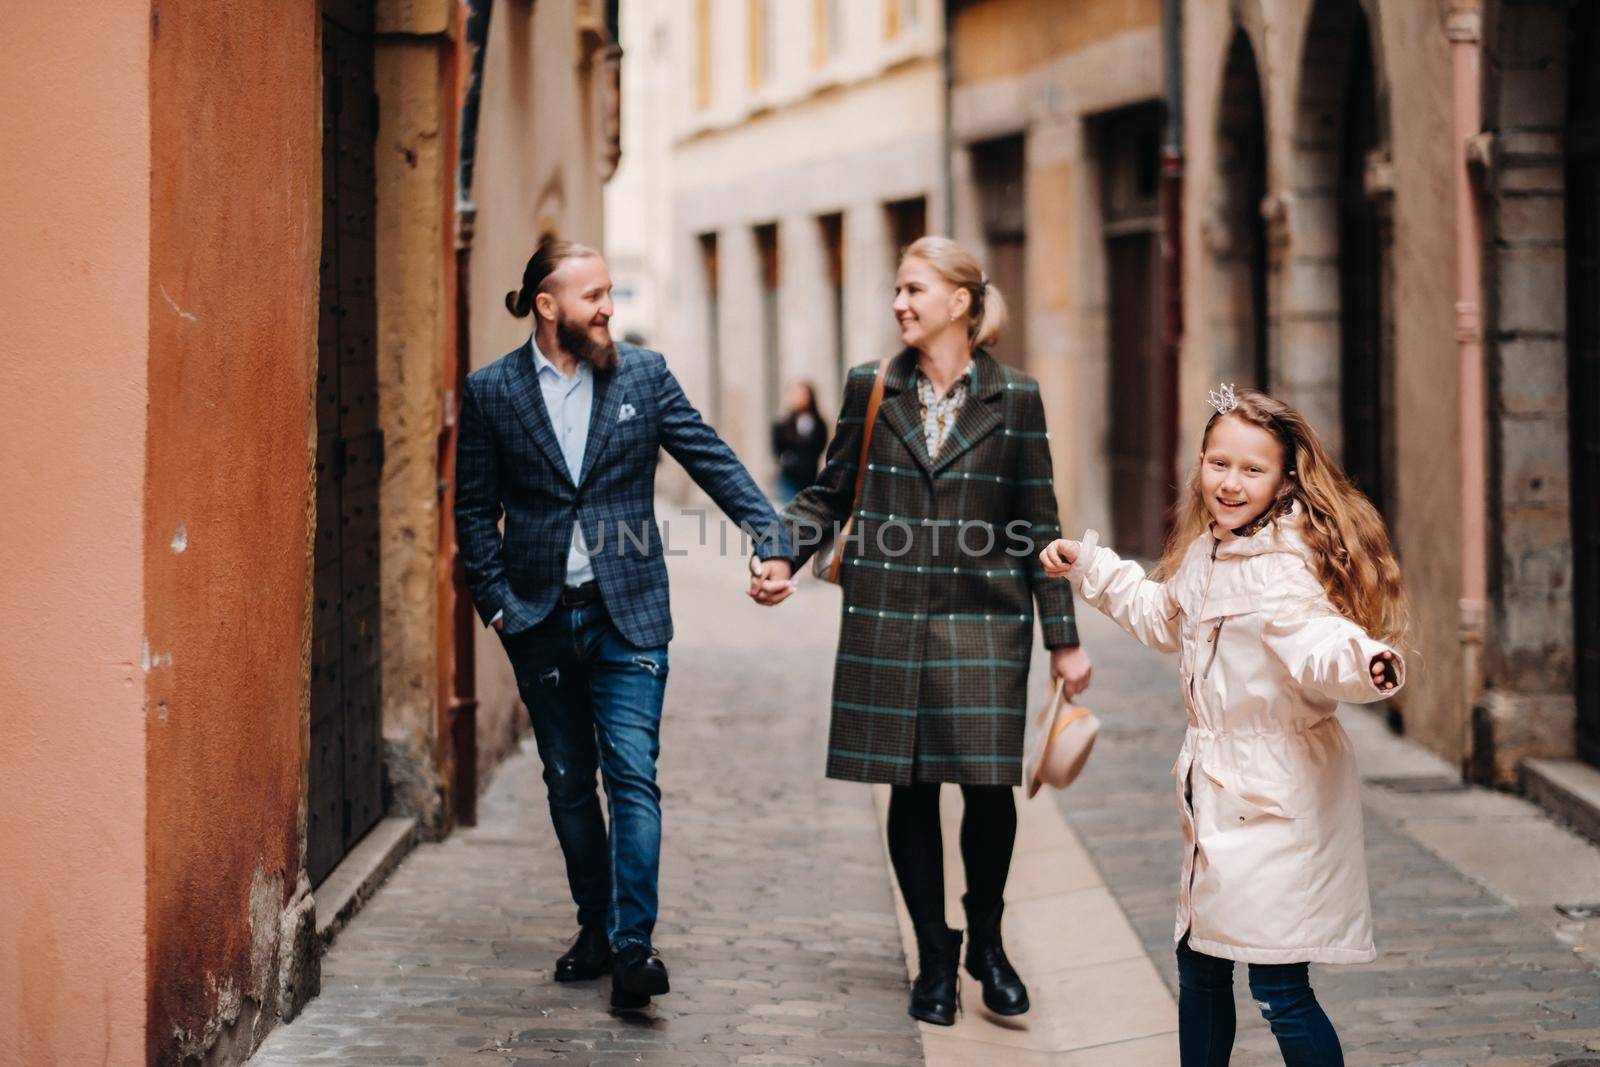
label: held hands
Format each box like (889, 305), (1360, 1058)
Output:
(1052, 645), (1092, 700)
(1370, 650), (1400, 692)
(747, 556), (797, 607)
(1038, 538), (1082, 579)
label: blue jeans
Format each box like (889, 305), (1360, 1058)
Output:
(501, 601), (669, 953)
(1177, 935), (1343, 1067)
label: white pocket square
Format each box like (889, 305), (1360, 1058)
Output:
(618, 403), (638, 423)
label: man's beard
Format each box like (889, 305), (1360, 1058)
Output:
(556, 315), (618, 372)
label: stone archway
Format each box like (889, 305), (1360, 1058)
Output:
(1284, 0), (1392, 511)
(1208, 27), (1270, 391)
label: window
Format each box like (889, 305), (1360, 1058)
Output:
(971, 136), (1026, 370)
(754, 223), (781, 421)
(748, 0), (780, 87)
(886, 0), (917, 39)
(814, 0), (842, 67)
(695, 0), (712, 109)
(699, 233), (721, 423)
(818, 213), (845, 393)
(885, 196), (927, 264)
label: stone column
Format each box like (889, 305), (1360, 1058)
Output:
(843, 201), (898, 369)
(717, 225), (770, 485)
(779, 213), (835, 411)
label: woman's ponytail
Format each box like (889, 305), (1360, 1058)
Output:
(971, 280), (1008, 348)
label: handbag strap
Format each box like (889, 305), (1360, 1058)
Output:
(847, 358), (891, 515)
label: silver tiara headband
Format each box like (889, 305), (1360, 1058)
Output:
(1207, 382), (1239, 416)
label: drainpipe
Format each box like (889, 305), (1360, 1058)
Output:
(1160, 0), (1185, 508)
(442, 0), (493, 827)
(1446, 1), (1487, 773)
(941, 0), (956, 235)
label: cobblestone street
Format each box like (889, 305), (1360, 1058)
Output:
(252, 516), (924, 1066)
(254, 510), (1600, 1066)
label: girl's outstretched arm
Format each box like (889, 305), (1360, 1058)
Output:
(1042, 531), (1182, 653)
(1260, 558), (1406, 705)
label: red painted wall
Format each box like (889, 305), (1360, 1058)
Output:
(145, 2), (320, 1060)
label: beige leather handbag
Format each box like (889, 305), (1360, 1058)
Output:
(1024, 677), (1100, 798)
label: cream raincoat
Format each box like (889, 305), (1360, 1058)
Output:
(1066, 507), (1403, 965)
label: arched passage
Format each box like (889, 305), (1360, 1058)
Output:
(1287, 0), (1391, 511)
(1210, 28), (1269, 391)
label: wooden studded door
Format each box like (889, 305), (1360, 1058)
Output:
(310, 0), (384, 887)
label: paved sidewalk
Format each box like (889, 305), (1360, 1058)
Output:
(879, 783), (1179, 1064)
(252, 517), (923, 1065)
(1055, 603), (1600, 1066)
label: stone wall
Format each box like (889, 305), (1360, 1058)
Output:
(1184, 0), (1466, 764)
(1475, 0), (1576, 784)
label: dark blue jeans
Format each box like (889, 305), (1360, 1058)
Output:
(1177, 935), (1343, 1067)
(501, 601), (669, 954)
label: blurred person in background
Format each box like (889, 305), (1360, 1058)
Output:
(771, 380), (829, 502)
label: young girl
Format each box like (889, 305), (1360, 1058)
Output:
(1039, 385), (1406, 1067)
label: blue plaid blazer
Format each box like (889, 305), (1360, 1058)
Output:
(455, 339), (791, 648)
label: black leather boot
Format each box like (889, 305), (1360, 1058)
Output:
(554, 926), (613, 982)
(908, 923), (962, 1026)
(611, 944), (670, 1009)
(964, 895), (1028, 1015)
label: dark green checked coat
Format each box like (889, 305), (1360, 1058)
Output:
(783, 349), (1079, 786)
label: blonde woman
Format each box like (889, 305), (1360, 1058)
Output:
(765, 236), (1092, 1025)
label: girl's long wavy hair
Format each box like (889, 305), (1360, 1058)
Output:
(1154, 388), (1410, 646)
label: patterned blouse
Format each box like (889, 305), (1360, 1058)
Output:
(914, 363), (974, 459)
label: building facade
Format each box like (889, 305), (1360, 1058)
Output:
(611, 0), (1591, 800)
(0, 2), (614, 1062)
(614, 0), (947, 501)
(948, 0), (1170, 554)
(1181, 0), (1595, 794)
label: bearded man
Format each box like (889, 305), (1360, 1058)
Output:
(455, 237), (794, 1009)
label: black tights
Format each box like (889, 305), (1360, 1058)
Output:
(886, 782), (1017, 929)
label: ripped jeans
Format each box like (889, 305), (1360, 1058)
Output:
(1177, 935), (1343, 1067)
(501, 601), (669, 953)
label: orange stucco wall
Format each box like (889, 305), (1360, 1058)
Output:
(0, 7), (151, 1064)
(144, 2), (319, 1061)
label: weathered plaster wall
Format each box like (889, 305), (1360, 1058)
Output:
(0, 7), (150, 1064)
(144, 2), (320, 1062)
(1183, 0), (1464, 761)
(375, 0), (458, 832)
(470, 0), (607, 780)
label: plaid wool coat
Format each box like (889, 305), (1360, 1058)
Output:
(784, 349), (1079, 786)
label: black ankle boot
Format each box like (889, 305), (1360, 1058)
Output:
(964, 896), (1028, 1016)
(909, 923), (962, 1026)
